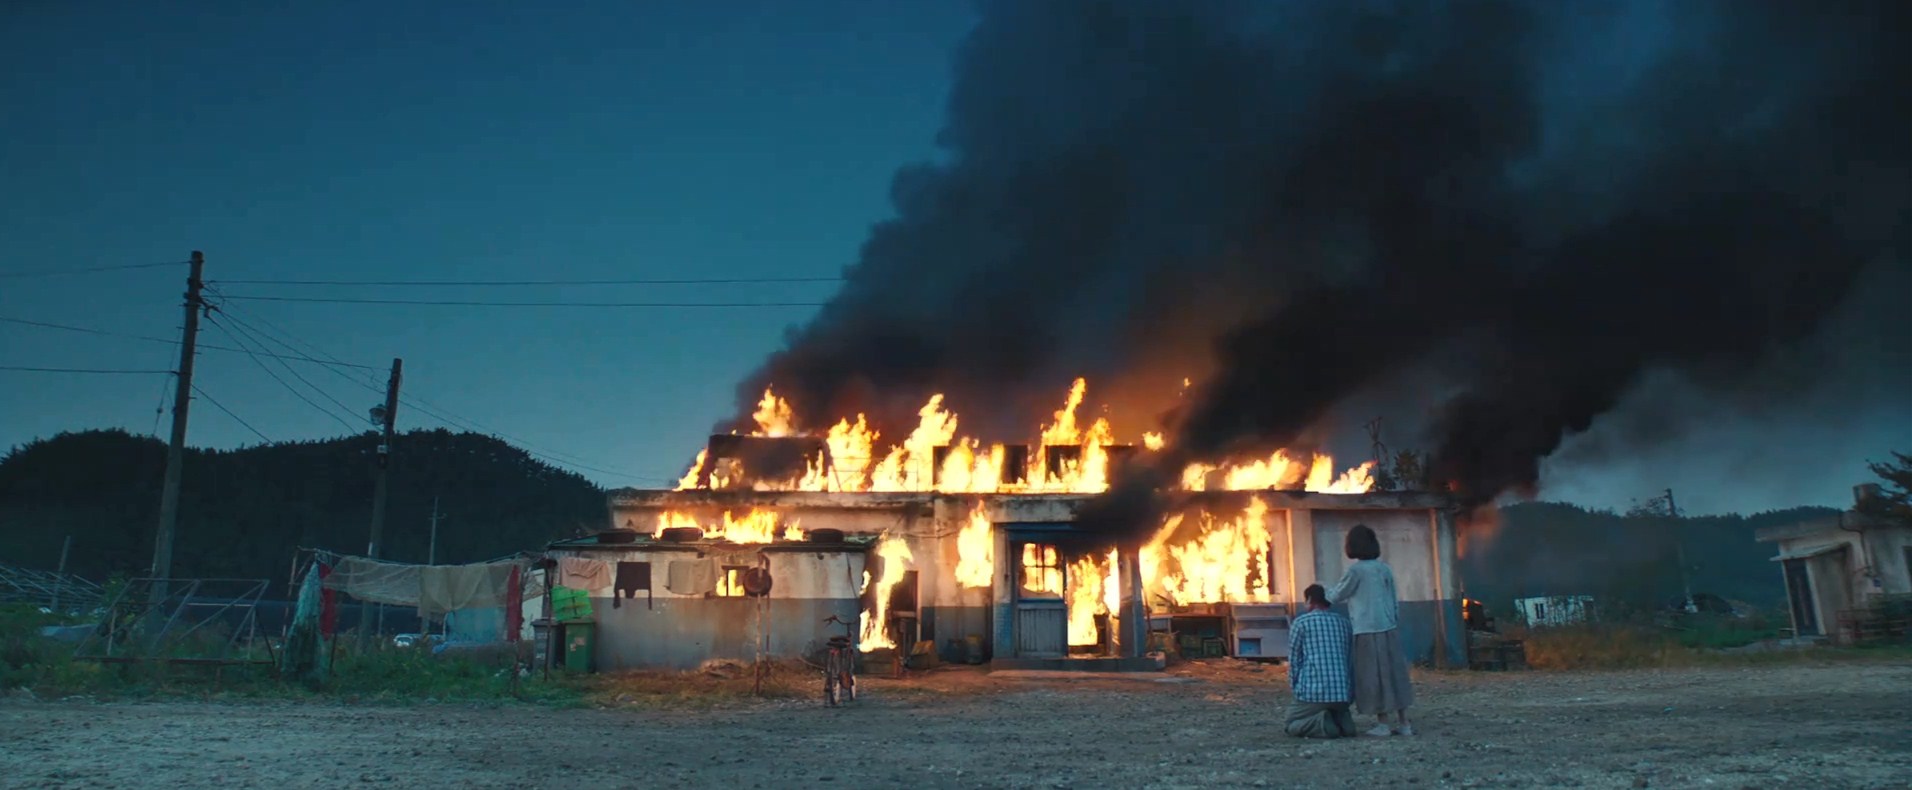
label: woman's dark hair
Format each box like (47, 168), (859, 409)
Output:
(1344, 524), (1381, 560)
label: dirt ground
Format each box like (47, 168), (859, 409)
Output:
(3, 660), (1909, 789)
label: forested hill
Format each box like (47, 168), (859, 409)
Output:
(0, 429), (608, 588)
(1462, 501), (1838, 611)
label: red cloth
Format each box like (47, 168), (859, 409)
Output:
(503, 565), (523, 643)
(318, 562), (339, 637)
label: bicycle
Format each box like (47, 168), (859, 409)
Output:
(820, 614), (857, 707)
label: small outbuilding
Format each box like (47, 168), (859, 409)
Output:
(1756, 484), (1912, 644)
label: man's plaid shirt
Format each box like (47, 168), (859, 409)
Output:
(1289, 608), (1353, 703)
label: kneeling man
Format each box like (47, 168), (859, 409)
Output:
(1286, 583), (1357, 738)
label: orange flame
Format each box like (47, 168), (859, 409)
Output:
(859, 535), (913, 652)
(751, 388), (798, 437)
(1066, 550), (1121, 646)
(954, 504), (994, 589)
(1141, 497), (1274, 606)
(654, 508), (801, 544)
(670, 377), (1377, 498)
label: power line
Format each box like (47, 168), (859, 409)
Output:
(213, 299), (679, 484)
(210, 275), (844, 286)
(0, 315), (378, 369)
(0, 260), (186, 280)
(207, 303), (390, 392)
(210, 295), (829, 308)
(203, 314), (361, 434)
(150, 333), (178, 438)
(0, 365), (173, 374)
(189, 384), (273, 444)
(209, 312), (366, 422)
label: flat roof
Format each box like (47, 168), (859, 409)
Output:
(547, 533), (877, 552)
(605, 488), (1455, 511)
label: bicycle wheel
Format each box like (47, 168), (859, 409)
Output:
(822, 653), (840, 707)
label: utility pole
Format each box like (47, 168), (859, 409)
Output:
(366, 358), (403, 559)
(1666, 488), (1695, 612)
(151, 252), (205, 602)
(428, 495), (442, 566)
(361, 358), (402, 644)
(52, 534), (73, 611)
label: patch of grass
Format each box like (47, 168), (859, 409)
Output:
(1662, 611), (1784, 650)
(319, 643), (580, 706)
(2, 606), (581, 706)
(1515, 619), (1912, 671)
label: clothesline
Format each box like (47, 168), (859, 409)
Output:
(296, 550), (542, 614)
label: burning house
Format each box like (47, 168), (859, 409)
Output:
(546, 380), (1465, 671)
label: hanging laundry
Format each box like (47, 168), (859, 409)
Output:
(326, 557), (422, 607)
(666, 559), (718, 596)
(556, 557), (612, 592)
(613, 561), (651, 609)
(504, 566), (524, 642)
(419, 562), (517, 616)
(317, 562), (339, 637)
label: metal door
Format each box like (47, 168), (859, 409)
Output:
(1012, 539), (1067, 658)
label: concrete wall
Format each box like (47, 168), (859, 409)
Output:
(549, 545), (865, 671)
(1309, 508), (1465, 667)
(599, 491), (1464, 668)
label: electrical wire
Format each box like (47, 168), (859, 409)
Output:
(209, 295), (829, 308)
(0, 365), (174, 374)
(203, 314), (362, 434)
(212, 299), (681, 485)
(0, 260), (186, 280)
(211, 275), (844, 286)
(189, 383), (274, 443)
(209, 311), (365, 421)
(0, 315), (378, 369)
(149, 334), (178, 438)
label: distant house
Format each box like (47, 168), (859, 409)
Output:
(1755, 484), (1912, 643)
(1513, 595), (1594, 628)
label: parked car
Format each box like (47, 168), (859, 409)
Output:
(392, 633), (445, 649)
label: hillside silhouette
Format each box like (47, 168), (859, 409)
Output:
(0, 429), (607, 591)
(1460, 501), (1834, 611)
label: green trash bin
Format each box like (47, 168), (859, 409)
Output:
(561, 620), (596, 673)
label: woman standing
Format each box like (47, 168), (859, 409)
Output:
(1326, 524), (1416, 736)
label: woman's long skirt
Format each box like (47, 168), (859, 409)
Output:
(1351, 628), (1415, 715)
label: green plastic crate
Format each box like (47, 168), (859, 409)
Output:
(552, 586), (593, 620)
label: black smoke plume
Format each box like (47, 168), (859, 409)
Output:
(726, 0), (1910, 524)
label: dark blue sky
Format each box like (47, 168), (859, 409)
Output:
(1, 1), (973, 487)
(3, 2), (1905, 516)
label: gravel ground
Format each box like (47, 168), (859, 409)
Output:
(3, 660), (1909, 789)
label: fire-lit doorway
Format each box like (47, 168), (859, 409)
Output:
(1007, 525), (1124, 660)
(1011, 536), (1067, 658)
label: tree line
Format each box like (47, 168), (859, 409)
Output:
(0, 428), (608, 594)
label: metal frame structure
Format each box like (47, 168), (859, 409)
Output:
(73, 577), (275, 665)
(0, 560), (103, 612)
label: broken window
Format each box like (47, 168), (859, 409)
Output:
(1000, 445), (1031, 485)
(1044, 446), (1082, 480)
(1019, 543), (1063, 598)
(931, 446), (953, 486)
(713, 565), (750, 598)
